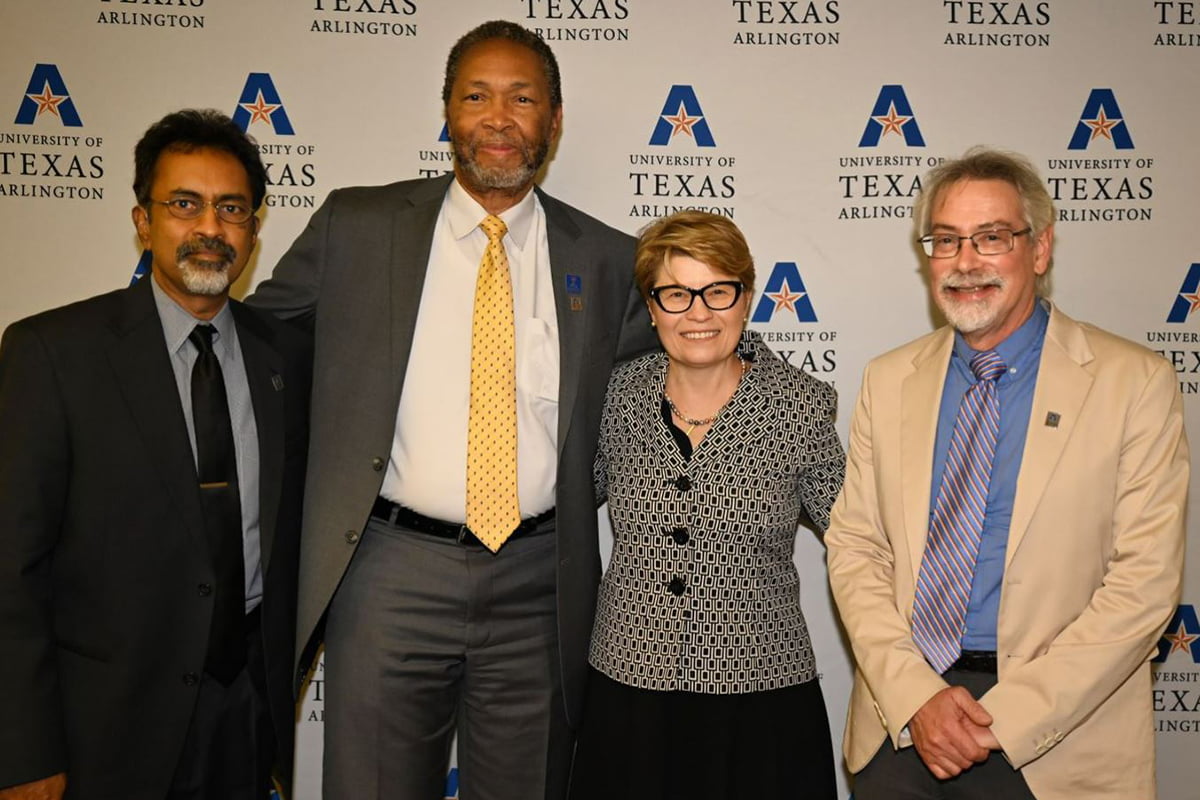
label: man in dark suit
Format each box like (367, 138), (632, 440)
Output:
(0, 109), (311, 800)
(248, 19), (654, 800)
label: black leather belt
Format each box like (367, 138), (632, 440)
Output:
(370, 497), (555, 548)
(948, 649), (998, 675)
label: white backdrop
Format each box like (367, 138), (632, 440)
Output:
(3, 2), (1199, 798)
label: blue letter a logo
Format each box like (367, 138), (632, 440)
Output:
(14, 64), (82, 127)
(1166, 263), (1200, 323)
(649, 85), (716, 147)
(858, 85), (923, 147)
(1153, 605), (1200, 663)
(1067, 89), (1133, 150)
(232, 73), (295, 135)
(751, 262), (818, 323)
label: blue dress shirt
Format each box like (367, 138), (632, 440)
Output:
(928, 300), (1049, 651)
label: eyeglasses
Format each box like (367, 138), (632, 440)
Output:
(648, 281), (744, 313)
(149, 196), (255, 225)
(918, 227), (1032, 258)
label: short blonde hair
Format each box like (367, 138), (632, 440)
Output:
(634, 211), (755, 298)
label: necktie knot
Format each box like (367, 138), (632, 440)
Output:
(189, 324), (217, 355)
(969, 350), (1006, 383)
(480, 214), (508, 245)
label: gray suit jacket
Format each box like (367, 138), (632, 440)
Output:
(248, 173), (655, 722)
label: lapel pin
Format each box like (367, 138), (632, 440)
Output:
(271, 374), (285, 391)
(1044, 411), (1060, 428)
(566, 274), (583, 311)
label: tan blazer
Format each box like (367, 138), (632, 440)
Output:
(826, 303), (1188, 800)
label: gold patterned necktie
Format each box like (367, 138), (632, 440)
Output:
(466, 214), (521, 552)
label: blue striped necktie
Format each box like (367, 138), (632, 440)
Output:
(912, 349), (1007, 674)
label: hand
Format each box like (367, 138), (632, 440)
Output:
(0, 774), (66, 800)
(909, 687), (995, 779)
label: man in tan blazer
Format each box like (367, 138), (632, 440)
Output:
(826, 147), (1188, 800)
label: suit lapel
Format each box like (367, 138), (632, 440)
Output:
(616, 355), (685, 472)
(105, 278), (207, 552)
(230, 302), (286, 570)
(1006, 306), (1094, 565)
(539, 189), (592, 457)
(900, 328), (954, 583)
(389, 174), (453, 404)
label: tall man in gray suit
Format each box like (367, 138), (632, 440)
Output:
(249, 19), (655, 800)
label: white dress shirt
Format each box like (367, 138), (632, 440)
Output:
(382, 178), (559, 521)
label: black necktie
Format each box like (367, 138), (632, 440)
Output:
(189, 324), (246, 685)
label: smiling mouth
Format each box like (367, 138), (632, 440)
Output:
(946, 283), (999, 297)
(680, 331), (719, 340)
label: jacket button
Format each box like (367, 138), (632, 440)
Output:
(670, 527), (689, 545)
(197, 583), (212, 597)
(371, 457), (385, 472)
(345, 530), (360, 544)
(668, 577), (686, 596)
(675, 476), (691, 491)
(182, 672), (199, 686)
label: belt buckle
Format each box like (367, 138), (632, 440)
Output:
(457, 524), (470, 544)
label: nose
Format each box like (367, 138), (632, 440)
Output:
(192, 202), (225, 236)
(481, 98), (514, 131)
(950, 237), (983, 272)
(685, 295), (714, 320)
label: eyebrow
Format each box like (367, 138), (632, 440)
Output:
(464, 79), (537, 92)
(166, 188), (250, 202)
(929, 219), (1017, 232)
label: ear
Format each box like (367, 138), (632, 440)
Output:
(549, 103), (564, 144)
(132, 204), (151, 249)
(249, 214), (260, 247)
(1033, 223), (1054, 275)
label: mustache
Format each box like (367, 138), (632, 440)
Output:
(467, 131), (533, 154)
(176, 235), (237, 268)
(940, 270), (1004, 291)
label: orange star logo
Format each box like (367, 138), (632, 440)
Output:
(1084, 108), (1120, 141)
(768, 283), (805, 314)
(663, 102), (701, 138)
(240, 90), (279, 126)
(26, 81), (67, 118)
(872, 102), (910, 137)
(1182, 292), (1200, 316)
(1164, 628), (1199, 655)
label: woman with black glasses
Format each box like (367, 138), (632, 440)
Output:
(568, 211), (845, 800)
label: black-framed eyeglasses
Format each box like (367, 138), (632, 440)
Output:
(648, 281), (744, 313)
(149, 196), (255, 225)
(918, 227), (1032, 258)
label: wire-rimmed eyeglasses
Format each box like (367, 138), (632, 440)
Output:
(918, 227), (1032, 258)
(149, 196), (255, 225)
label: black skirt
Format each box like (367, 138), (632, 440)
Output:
(568, 668), (839, 800)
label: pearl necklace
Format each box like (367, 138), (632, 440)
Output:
(663, 354), (748, 436)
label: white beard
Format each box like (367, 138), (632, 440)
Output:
(936, 270), (1005, 335)
(178, 258), (232, 296)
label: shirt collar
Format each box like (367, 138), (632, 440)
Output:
(953, 297), (1049, 375)
(446, 176), (538, 255)
(149, 275), (235, 356)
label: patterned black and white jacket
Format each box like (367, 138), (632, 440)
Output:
(589, 330), (846, 694)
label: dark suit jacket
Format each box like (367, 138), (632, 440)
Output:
(0, 276), (311, 798)
(247, 173), (656, 723)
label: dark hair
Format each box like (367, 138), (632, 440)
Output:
(442, 20), (562, 109)
(132, 108), (268, 210)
